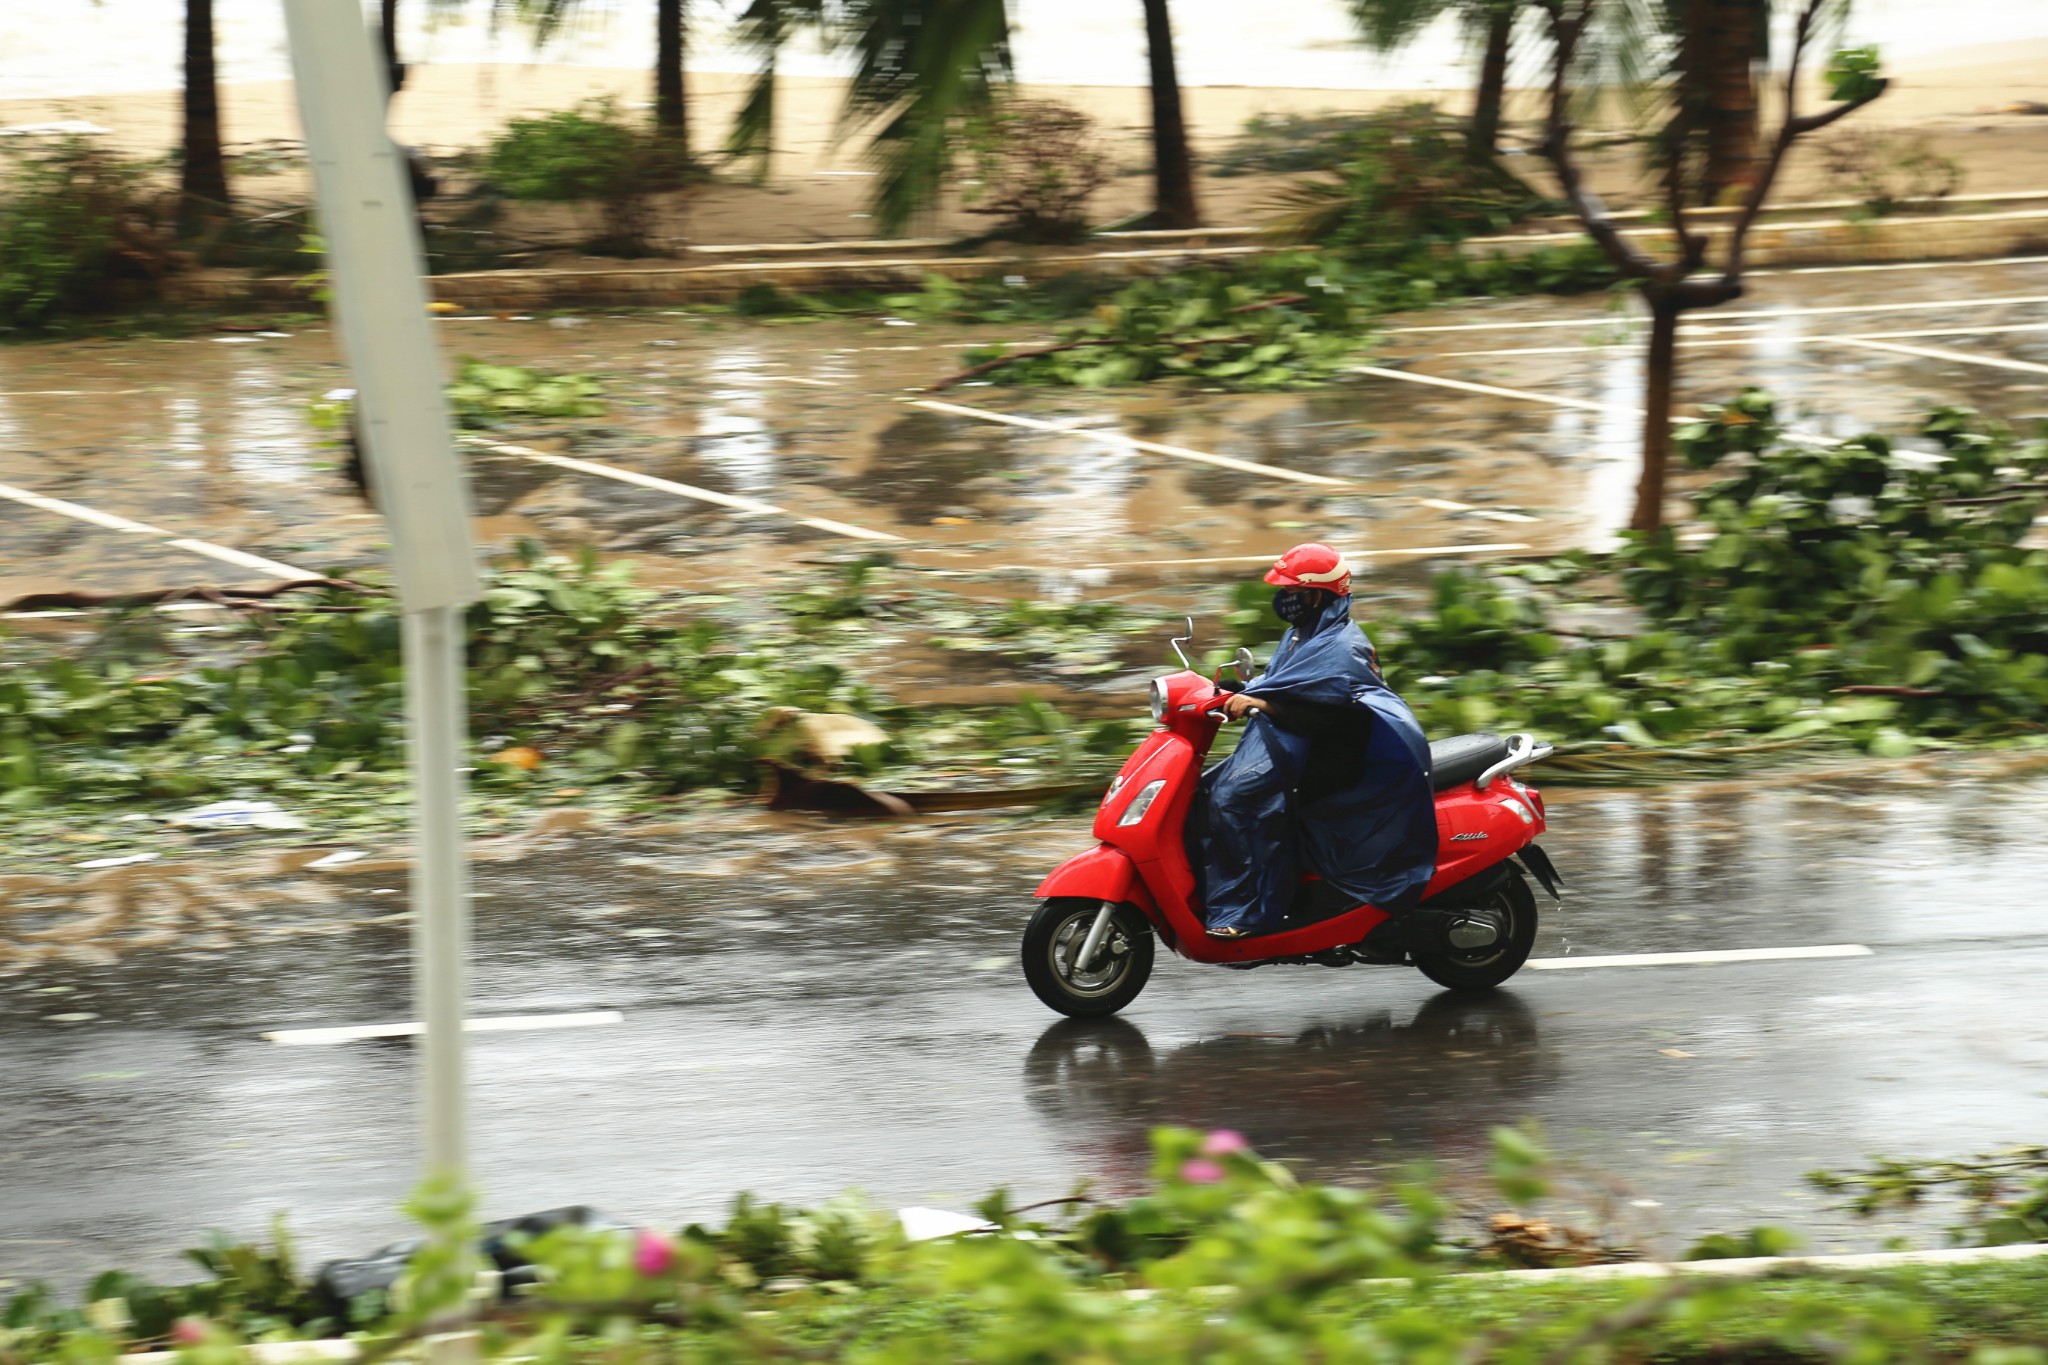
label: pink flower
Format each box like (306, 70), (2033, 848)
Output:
(1179, 1158), (1225, 1185)
(1200, 1130), (1249, 1157)
(634, 1228), (676, 1277)
(171, 1318), (209, 1348)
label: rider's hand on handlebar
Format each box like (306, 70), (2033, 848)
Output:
(1219, 692), (1266, 720)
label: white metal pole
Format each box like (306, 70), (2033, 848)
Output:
(403, 604), (471, 1181)
(280, 0), (484, 1292)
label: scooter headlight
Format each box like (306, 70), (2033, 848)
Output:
(1117, 779), (1167, 827)
(1148, 678), (1168, 723)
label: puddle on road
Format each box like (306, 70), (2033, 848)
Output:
(5, 263), (2043, 599)
(1, 313), (1628, 605)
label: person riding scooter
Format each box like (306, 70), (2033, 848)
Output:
(1187, 544), (1437, 939)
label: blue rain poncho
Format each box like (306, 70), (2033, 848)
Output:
(1187, 594), (1437, 935)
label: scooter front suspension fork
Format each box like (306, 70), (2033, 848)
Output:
(1075, 900), (1117, 972)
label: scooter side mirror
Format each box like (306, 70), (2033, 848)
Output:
(1233, 646), (1258, 683)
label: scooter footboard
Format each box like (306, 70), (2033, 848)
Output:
(1035, 844), (1155, 913)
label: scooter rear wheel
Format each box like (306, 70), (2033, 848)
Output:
(1412, 864), (1538, 993)
(1022, 898), (1155, 1018)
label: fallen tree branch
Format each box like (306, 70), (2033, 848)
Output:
(925, 338), (1123, 391)
(1227, 292), (1309, 313)
(1, 578), (368, 614)
(925, 333), (1259, 392)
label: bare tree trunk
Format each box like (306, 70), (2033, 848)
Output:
(1470, 4), (1512, 161)
(1632, 297), (1682, 532)
(1141, 0), (1201, 229)
(180, 0), (230, 222)
(656, 0), (688, 154)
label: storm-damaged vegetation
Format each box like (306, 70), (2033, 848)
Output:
(4, 1125), (2047, 1364)
(3, 396), (2045, 870)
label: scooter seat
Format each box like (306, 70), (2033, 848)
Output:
(1428, 733), (1510, 792)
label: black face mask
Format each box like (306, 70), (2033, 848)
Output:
(1273, 589), (1325, 628)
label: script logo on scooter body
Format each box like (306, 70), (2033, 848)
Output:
(1450, 831), (1489, 842)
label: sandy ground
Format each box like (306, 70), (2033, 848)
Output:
(3, 42), (2046, 247)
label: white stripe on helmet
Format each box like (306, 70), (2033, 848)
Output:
(1293, 557), (1350, 584)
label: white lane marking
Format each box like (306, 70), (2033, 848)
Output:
(474, 440), (903, 543)
(0, 389), (158, 398)
(0, 480), (319, 578)
(1816, 335), (2048, 376)
(1353, 364), (1844, 447)
(1417, 497), (1540, 523)
(0, 481), (167, 535)
(909, 399), (1352, 487)
(264, 1009), (625, 1045)
(1386, 292), (2048, 337)
(1526, 944), (1873, 970)
(991, 543), (1535, 570)
(1753, 253), (2048, 278)
(1437, 319), (2048, 359)
(1354, 365), (1641, 416)
(163, 539), (319, 579)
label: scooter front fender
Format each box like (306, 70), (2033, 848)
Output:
(1036, 844), (1156, 913)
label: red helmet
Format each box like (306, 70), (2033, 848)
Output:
(1264, 543), (1352, 596)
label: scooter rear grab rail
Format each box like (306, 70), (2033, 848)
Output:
(1475, 732), (1553, 791)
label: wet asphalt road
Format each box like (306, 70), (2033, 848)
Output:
(5, 764), (2048, 1289)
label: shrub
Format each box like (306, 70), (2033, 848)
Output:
(479, 99), (671, 255)
(1211, 110), (1392, 177)
(1817, 127), (1965, 218)
(961, 99), (1112, 244)
(0, 137), (177, 332)
(1266, 102), (1548, 257)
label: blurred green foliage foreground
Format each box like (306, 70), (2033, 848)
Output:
(2, 395), (2046, 868)
(5, 1128), (2047, 1363)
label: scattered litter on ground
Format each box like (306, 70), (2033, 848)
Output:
(165, 801), (308, 832)
(74, 852), (159, 870)
(306, 850), (368, 870)
(897, 1207), (995, 1242)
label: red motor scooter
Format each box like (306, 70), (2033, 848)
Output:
(1023, 620), (1562, 1018)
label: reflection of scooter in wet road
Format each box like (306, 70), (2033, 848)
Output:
(1024, 994), (1559, 1181)
(1022, 619), (1563, 1017)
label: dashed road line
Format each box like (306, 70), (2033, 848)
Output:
(909, 399), (1352, 486)
(0, 481), (168, 535)
(1437, 319), (2048, 359)
(1816, 335), (2048, 377)
(1526, 944), (1874, 971)
(264, 1009), (626, 1045)
(472, 439), (904, 542)
(1353, 365), (1642, 417)
(1386, 291), (2048, 337)
(0, 480), (318, 579)
(1752, 253), (2048, 278)
(164, 539), (321, 579)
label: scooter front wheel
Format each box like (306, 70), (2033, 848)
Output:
(1022, 898), (1155, 1018)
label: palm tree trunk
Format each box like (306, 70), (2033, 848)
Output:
(656, 0), (687, 154)
(1631, 296), (1682, 533)
(1140, 0), (1200, 229)
(380, 0), (401, 90)
(1686, 0), (1759, 204)
(180, 0), (229, 221)
(1469, 3), (1511, 161)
